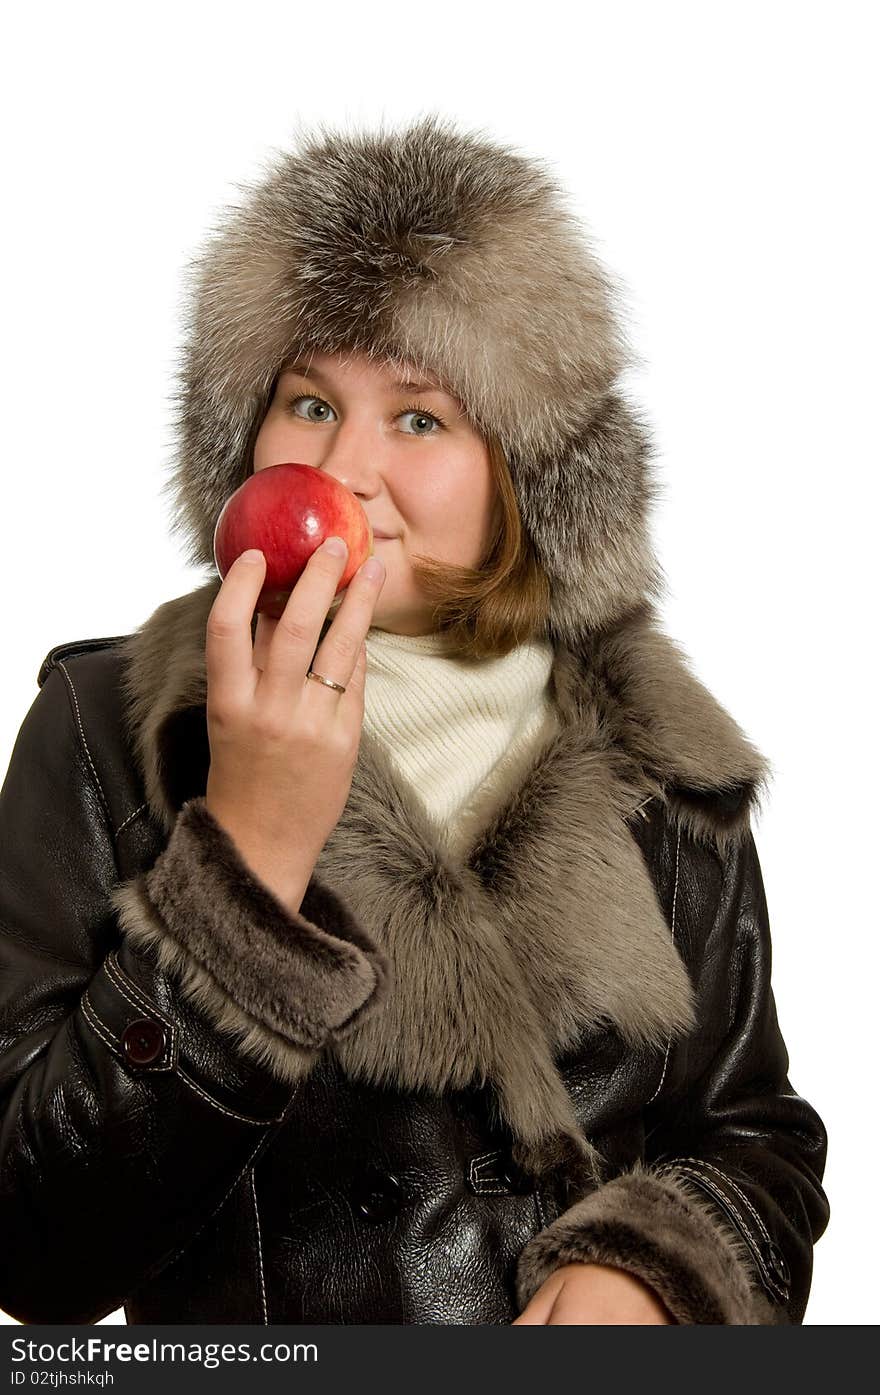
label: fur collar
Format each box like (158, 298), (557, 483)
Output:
(114, 581), (771, 1192)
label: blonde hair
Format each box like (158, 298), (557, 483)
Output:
(408, 435), (552, 661)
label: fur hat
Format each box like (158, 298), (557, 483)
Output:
(164, 112), (665, 646)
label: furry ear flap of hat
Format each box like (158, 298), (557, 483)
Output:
(163, 111), (666, 649)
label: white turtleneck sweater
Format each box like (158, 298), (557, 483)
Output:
(362, 626), (561, 859)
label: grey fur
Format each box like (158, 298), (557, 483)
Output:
(515, 1160), (780, 1323)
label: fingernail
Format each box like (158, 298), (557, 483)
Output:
(361, 556), (384, 581)
(321, 536), (347, 557)
(241, 549), (263, 563)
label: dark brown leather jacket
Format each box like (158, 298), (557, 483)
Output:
(0, 614), (829, 1325)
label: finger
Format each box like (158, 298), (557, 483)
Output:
(205, 549), (266, 708)
(302, 556), (385, 704)
(338, 640), (368, 702)
(303, 639), (369, 712)
(544, 1287), (590, 1324)
(513, 1300), (546, 1322)
(262, 546), (382, 702)
(511, 1271), (566, 1325)
(260, 537), (350, 696)
(253, 611), (278, 673)
(511, 1290), (554, 1325)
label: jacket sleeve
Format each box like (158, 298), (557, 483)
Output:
(515, 819), (830, 1325)
(0, 664), (389, 1324)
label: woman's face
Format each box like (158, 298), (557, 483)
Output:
(252, 348), (499, 636)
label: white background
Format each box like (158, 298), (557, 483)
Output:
(2, 0), (876, 1327)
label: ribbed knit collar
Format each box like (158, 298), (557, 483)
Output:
(362, 627), (560, 857)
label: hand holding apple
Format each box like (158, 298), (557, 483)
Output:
(212, 462), (374, 619)
(203, 532), (386, 919)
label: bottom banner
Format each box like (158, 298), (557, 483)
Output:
(1, 1324), (830, 1392)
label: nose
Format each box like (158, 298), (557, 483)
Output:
(314, 418), (380, 494)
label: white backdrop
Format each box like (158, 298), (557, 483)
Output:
(2, 0), (875, 1328)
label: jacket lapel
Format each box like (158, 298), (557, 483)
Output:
(113, 580), (769, 1195)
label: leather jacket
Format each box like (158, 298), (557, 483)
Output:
(0, 614), (830, 1326)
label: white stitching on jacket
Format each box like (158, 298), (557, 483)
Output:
(659, 1160), (787, 1301)
(54, 661), (144, 844)
(250, 1168), (269, 1324)
(105, 951), (173, 1029)
(667, 1156), (774, 1250)
(116, 802), (149, 838)
(80, 993), (123, 1054)
(148, 1134), (275, 1285)
(82, 987), (281, 1125)
(103, 952), (286, 1125)
(645, 822), (682, 1105)
(534, 1189), (548, 1229)
(81, 990), (171, 1075)
(174, 1065), (284, 1126)
(56, 661), (114, 828)
(468, 1149), (510, 1195)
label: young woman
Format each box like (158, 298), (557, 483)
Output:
(0, 114), (829, 1325)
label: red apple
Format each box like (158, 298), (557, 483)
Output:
(212, 462), (374, 619)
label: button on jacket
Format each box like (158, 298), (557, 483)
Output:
(0, 594), (829, 1325)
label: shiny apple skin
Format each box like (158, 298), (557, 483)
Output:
(212, 462), (374, 619)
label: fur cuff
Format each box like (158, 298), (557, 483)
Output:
(108, 796), (391, 1085)
(515, 1161), (779, 1324)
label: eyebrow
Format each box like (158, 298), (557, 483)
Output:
(282, 360), (451, 396)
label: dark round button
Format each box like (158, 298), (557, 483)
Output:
(121, 1018), (167, 1065)
(351, 1168), (403, 1221)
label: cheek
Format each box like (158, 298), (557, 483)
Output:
(429, 470), (494, 542)
(400, 473), (464, 530)
(253, 408), (293, 467)
(253, 420), (277, 470)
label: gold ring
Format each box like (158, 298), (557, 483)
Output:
(306, 669), (347, 694)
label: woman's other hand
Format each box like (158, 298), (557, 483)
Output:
(512, 1262), (675, 1325)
